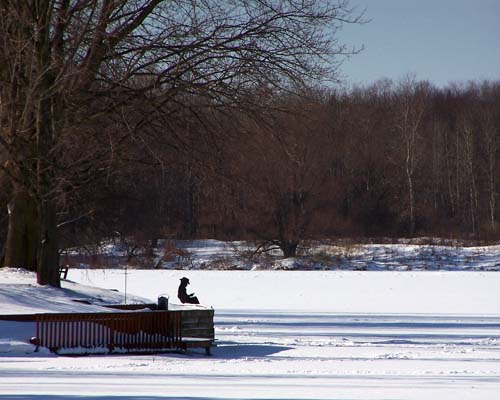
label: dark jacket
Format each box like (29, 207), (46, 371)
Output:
(178, 282), (199, 304)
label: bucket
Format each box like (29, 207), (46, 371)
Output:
(158, 295), (169, 310)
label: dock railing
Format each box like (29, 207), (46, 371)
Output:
(34, 310), (182, 353)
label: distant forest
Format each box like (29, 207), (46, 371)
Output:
(3, 78), (497, 258)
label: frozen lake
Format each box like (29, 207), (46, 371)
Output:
(1, 269), (500, 399)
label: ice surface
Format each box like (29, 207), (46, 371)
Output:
(1, 244), (500, 399)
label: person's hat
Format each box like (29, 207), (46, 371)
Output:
(180, 277), (190, 283)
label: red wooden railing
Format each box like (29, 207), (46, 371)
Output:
(35, 311), (182, 353)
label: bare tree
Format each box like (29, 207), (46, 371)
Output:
(476, 83), (500, 232)
(225, 94), (333, 258)
(393, 76), (429, 235)
(0, 0), (362, 285)
(459, 114), (479, 234)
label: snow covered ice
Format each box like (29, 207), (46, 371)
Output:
(1, 251), (500, 399)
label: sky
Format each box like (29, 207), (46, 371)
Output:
(338, 0), (500, 87)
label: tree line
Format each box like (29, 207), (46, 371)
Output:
(75, 78), (500, 259)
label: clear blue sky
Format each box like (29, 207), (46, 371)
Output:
(338, 0), (500, 87)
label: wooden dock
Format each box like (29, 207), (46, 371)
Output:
(0, 305), (215, 355)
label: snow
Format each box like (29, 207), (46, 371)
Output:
(0, 268), (151, 315)
(72, 269), (500, 315)
(1, 244), (500, 399)
(67, 239), (500, 271)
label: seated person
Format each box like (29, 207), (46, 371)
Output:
(178, 277), (200, 304)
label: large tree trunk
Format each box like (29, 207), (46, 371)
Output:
(37, 198), (60, 287)
(34, 71), (61, 286)
(3, 190), (38, 271)
(35, 103), (61, 287)
(33, 4), (61, 287)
